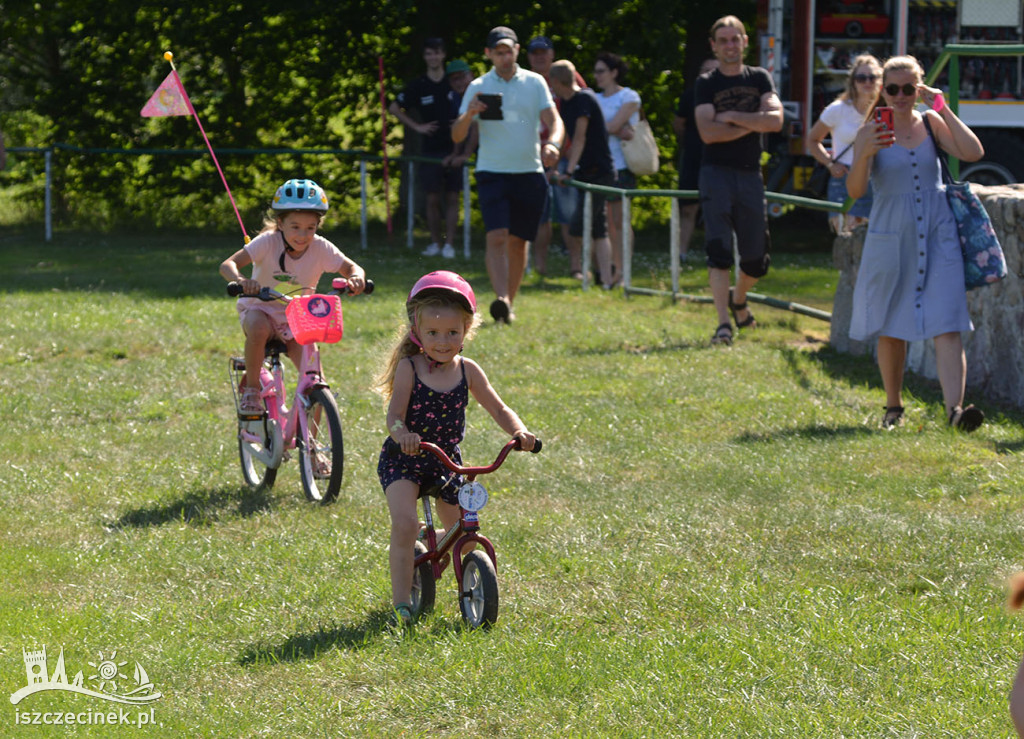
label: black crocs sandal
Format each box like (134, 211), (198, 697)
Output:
(728, 288), (756, 329)
(949, 404), (984, 432)
(711, 322), (733, 345)
(489, 298), (510, 323)
(882, 405), (904, 429)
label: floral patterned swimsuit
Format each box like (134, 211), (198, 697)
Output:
(377, 358), (468, 504)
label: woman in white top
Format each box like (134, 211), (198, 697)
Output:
(806, 54), (882, 233)
(594, 51), (640, 287)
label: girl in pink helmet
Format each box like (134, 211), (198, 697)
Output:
(373, 270), (536, 625)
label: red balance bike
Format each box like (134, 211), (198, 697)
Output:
(407, 438), (542, 629)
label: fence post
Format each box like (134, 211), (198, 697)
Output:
(360, 158), (368, 250)
(45, 148), (52, 242)
(621, 195), (632, 289)
(581, 189), (593, 291)
(462, 165), (471, 259)
(406, 160), (414, 249)
(669, 197), (680, 299)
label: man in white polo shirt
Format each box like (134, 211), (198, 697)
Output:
(452, 25), (564, 323)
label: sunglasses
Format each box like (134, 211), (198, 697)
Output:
(853, 73), (878, 83)
(885, 83), (918, 97)
(593, 67), (609, 74)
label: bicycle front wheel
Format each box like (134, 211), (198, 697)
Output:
(298, 387), (344, 504)
(460, 551), (498, 629)
(411, 540), (436, 618)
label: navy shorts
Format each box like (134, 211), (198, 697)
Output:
(699, 164), (771, 278)
(476, 171), (549, 241)
(377, 438), (463, 505)
(420, 161), (462, 194)
(568, 170), (613, 239)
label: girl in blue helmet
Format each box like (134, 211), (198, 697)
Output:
(219, 179), (367, 412)
(373, 270), (536, 625)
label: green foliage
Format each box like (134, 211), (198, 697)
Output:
(0, 0), (757, 230)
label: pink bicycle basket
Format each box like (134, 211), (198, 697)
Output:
(286, 294), (344, 345)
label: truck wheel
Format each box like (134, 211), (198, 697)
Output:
(966, 131), (1024, 185)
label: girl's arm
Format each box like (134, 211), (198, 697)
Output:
(386, 360), (420, 455)
(337, 254), (366, 294)
(463, 359), (536, 451)
(219, 248), (259, 294)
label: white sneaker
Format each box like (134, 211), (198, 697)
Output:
(441, 243), (456, 259)
(421, 243), (441, 256)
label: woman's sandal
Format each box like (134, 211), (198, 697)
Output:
(882, 405), (905, 429)
(729, 288), (757, 329)
(948, 404), (985, 432)
(711, 322), (733, 346)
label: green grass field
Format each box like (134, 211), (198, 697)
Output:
(1, 222), (1023, 737)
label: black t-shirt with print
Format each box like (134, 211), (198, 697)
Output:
(694, 66), (775, 170)
(396, 75), (454, 156)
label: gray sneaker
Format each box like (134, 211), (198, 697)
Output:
(441, 243), (456, 259)
(421, 243), (441, 256)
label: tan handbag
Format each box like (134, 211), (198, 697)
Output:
(620, 111), (659, 176)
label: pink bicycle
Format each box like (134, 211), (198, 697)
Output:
(405, 438), (542, 629)
(227, 277), (372, 503)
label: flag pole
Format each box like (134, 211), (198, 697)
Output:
(163, 52), (249, 243)
(378, 55), (392, 234)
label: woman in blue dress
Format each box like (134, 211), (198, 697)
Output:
(846, 56), (986, 431)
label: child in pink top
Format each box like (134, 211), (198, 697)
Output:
(219, 179), (366, 412)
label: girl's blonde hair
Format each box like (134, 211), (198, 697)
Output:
(372, 294), (481, 402)
(838, 54), (882, 104)
(867, 55), (925, 121)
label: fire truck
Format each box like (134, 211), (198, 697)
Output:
(759, 0), (1024, 184)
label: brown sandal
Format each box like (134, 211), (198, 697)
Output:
(711, 323), (733, 346)
(881, 405), (904, 429)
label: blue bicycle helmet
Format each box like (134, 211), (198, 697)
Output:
(272, 179), (329, 213)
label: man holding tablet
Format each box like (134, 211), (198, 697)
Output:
(452, 26), (564, 323)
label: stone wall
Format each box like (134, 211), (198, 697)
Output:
(830, 184), (1024, 409)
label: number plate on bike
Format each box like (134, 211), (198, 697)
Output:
(458, 481), (489, 512)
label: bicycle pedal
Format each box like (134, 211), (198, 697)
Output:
(238, 410), (264, 422)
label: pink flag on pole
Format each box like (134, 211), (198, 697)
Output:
(141, 71), (192, 117)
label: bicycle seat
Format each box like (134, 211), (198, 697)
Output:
(264, 339), (288, 357)
(418, 475), (461, 500)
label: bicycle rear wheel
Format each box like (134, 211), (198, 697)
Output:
(238, 417), (280, 492)
(298, 387), (344, 503)
(459, 551), (498, 629)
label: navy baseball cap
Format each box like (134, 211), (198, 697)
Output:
(486, 26), (518, 48)
(527, 36), (553, 52)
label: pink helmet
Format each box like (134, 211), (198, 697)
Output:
(407, 271), (477, 313)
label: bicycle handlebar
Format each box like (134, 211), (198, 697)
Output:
(391, 437), (542, 476)
(226, 278), (374, 299)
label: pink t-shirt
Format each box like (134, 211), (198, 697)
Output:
(238, 230), (349, 322)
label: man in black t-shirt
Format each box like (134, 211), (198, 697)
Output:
(549, 59), (615, 286)
(695, 16), (783, 346)
(390, 37), (459, 259)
